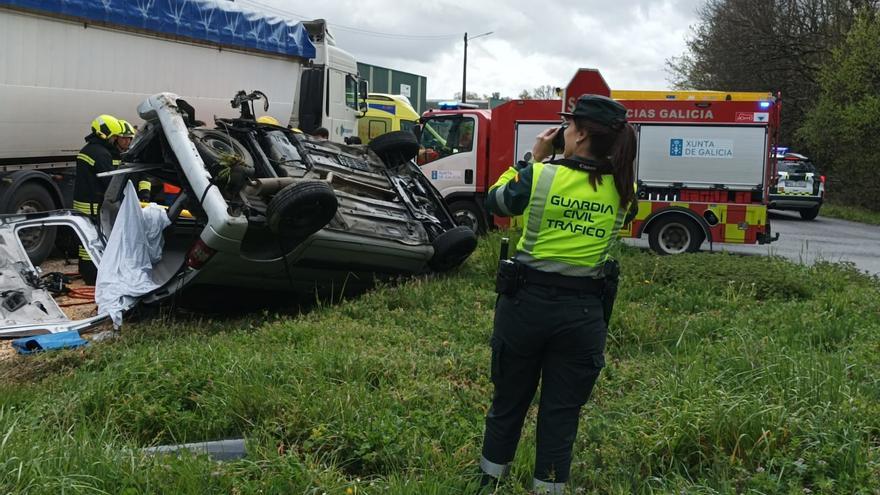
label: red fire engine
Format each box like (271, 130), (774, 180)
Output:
(416, 69), (780, 254)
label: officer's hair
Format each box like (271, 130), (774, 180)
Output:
(573, 118), (636, 208)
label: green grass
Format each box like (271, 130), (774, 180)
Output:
(821, 202), (880, 225)
(2, 234), (880, 494)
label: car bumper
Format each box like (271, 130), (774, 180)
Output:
(768, 194), (823, 210)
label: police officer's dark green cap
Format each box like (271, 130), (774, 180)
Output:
(559, 94), (627, 130)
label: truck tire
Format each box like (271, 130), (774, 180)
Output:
(9, 183), (58, 265)
(368, 131), (420, 167)
(266, 181), (338, 238)
(448, 200), (488, 234)
(428, 226), (478, 272)
(647, 215), (704, 255)
(799, 205), (821, 220)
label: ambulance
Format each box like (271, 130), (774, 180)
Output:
(358, 93), (420, 144)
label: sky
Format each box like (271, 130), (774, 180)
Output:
(238, 0), (705, 99)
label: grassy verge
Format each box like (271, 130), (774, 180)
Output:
(821, 202), (880, 225)
(1, 234), (879, 494)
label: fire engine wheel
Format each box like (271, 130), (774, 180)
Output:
(448, 200), (488, 233)
(10, 183), (58, 265)
(368, 131), (420, 167)
(266, 181), (338, 238)
(648, 215), (704, 255)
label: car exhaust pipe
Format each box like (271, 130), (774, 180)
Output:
(245, 173), (339, 197)
(244, 178), (297, 196)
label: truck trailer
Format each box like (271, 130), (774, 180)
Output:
(0, 0), (366, 263)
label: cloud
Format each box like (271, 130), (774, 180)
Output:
(240, 0), (703, 98)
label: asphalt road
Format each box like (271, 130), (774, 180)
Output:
(624, 210), (880, 276)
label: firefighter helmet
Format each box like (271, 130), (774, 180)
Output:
(118, 119), (137, 138)
(90, 114), (124, 140)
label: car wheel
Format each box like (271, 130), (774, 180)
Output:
(368, 131), (420, 167)
(648, 215), (704, 255)
(191, 129), (256, 173)
(10, 183), (58, 265)
(799, 205), (820, 220)
(428, 226), (478, 272)
(266, 181), (338, 238)
(448, 200), (488, 233)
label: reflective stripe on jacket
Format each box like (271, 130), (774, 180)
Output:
(486, 161), (626, 277)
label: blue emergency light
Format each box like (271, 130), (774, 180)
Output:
(438, 102), (460, 110)
(759, 101), (771, 109)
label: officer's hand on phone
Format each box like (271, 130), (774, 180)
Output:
(532, 127), (559, 162)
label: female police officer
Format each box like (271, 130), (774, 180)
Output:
(478, 94), (636, 493)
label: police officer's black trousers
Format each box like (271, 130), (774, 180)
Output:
(481, 284), (607, 484)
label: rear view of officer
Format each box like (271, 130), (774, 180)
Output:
(72, 114), (136, 284)
(478, 94), (637, 493)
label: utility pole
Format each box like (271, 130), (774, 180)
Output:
(462, 31), (492, 104)
(462, 32), (468, 103)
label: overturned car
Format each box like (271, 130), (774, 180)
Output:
(0, 91), (477, 337)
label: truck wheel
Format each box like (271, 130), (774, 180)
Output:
(799, 205), (821, 220)
(266, 181), (338, 238)
(368, 131), (420, 167)
(448, 200), (488, 234)
(428, 226), (478, 272)
(10, 183), (58, 265)
(647, 215), (704, 255)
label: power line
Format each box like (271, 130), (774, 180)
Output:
(239, 0), (460, 40)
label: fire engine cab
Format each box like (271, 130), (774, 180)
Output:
(416, 69), (781, 254)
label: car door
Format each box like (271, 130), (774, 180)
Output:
(0, 212), (109, 337)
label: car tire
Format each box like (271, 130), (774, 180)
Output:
(9, 183), (57, 265)
(266, 180), (338, 238)
(191, 129), (256, 172)
(448, 200), (488, 234)
(428, 226), (478, 272)
(799, 205), (820, 220)
(368, 130), (420, 167)
(647, 215), (704, 255)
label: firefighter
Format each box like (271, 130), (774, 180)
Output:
(72, 114), (142, 284)
(478, 94), (637, 493)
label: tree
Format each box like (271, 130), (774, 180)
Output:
(453, 91), (480, 101)
(517, 85), (560, 100)
(797, 10), (880, 209)
(531, 85), (559, 100)
(666, 0), (878, 143)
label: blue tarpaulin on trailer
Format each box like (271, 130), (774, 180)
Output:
(0, 0), (316, 59)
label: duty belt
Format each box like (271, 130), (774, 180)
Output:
(519, 264), (604, 293)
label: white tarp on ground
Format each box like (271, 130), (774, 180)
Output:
(95, 181), (170, 327)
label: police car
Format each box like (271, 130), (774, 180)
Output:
(769, 148), (825, 220)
